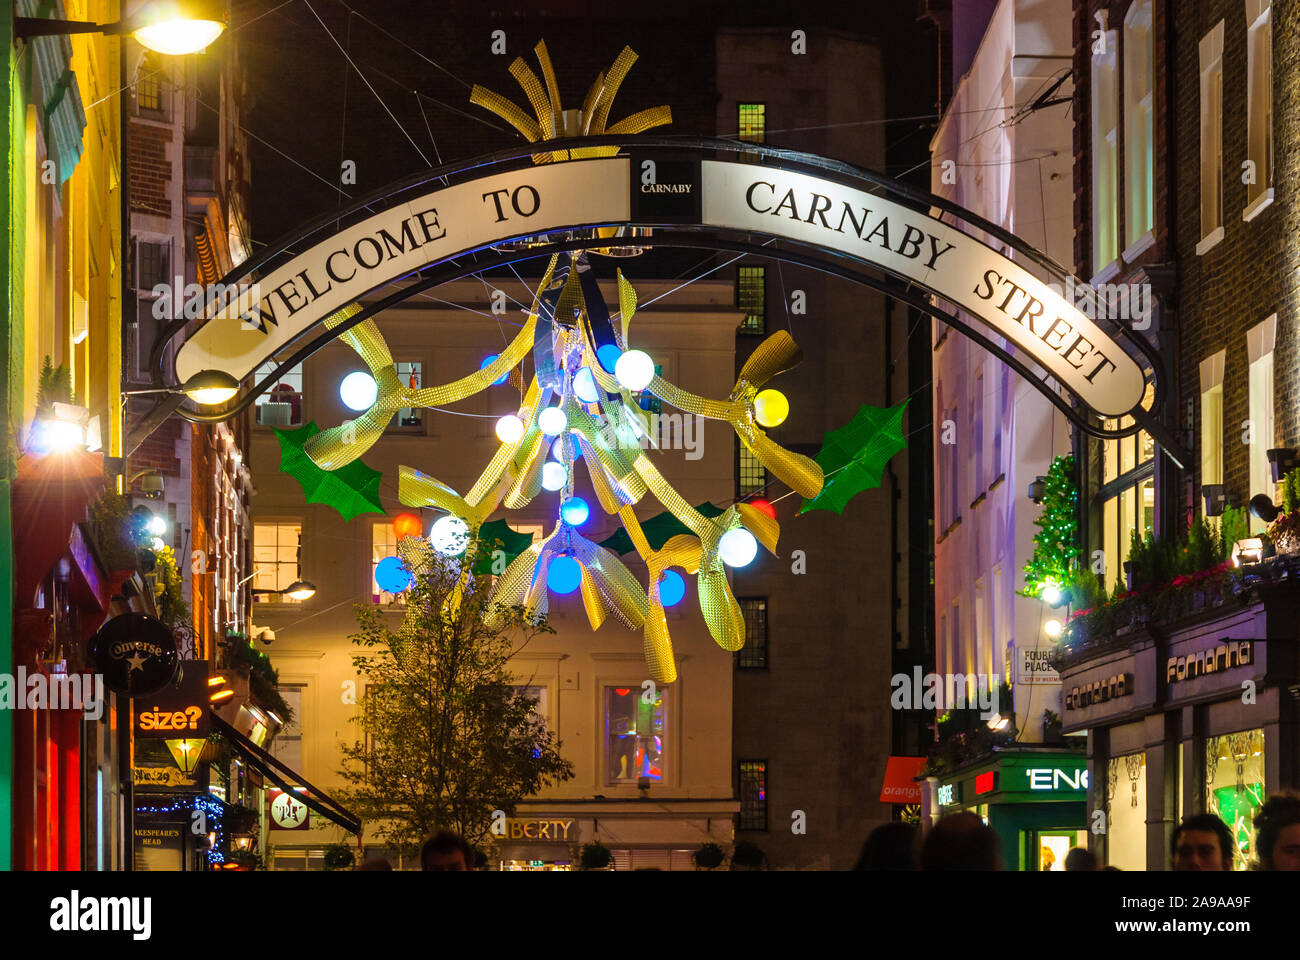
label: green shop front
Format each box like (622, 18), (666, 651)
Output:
(931, 749), (1089, 871)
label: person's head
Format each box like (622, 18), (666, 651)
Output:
(355, 857), (392, 871)
(1171, 814), (1234, 871)
(1255, 794), (1300, 871)
(421, 831), (473, 871)
(854, 821), (919, 870)
(921, 812), (1002, 871)
(1064, 847), (1098, 871)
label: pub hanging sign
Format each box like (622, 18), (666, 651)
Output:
(89, 613), (179, 697)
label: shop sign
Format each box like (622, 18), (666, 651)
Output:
(1166, 641), (1253, 683)
(133, 824), (184, 871)
(132, 765), (196, 789)
(89, 613), (178, 697)
(503, 818), (576, 841)
(1064, 673), (1133, 710)
(1019, 646), (1061, 685)
(133, 662), (211, 739)
(975, 771), (997, 794)
(938, 782), (962, 806)
(269, 788), (311, 830)
(1023, 767), (1089, 792)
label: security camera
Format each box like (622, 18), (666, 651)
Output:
(140, 474), (165, 499)
(257, 627), (275, 645)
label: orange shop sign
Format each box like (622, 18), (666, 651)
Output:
(504, 819), (575, 841)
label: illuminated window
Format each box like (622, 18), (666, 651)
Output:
(1206, 729), (1265, 871)
(737, 103), (765, 144)
(605, 686), (665, 785)
(1199, 350), (1225, 492)
(252, 522), (303, 603)
(1198, 22), (1225, 252)
(737, 265), (766, 334)
(269, 685), (305, 773)
(137, 57), (163, 114)
(371, 522), (404, 604)
(736, 597), (768, 669)
(393, 360), (423, 429)
(1123, 1), (1155, 248)
(738, 760), (767, 830)
(1091, 25), (1119, 272)
(1098, 385), (1155, 592)
(1247, 316), (1276, 533)
(1244, 2), (1273, 217)
(738, 443), (766, 497)
(255, 362), (304, 427)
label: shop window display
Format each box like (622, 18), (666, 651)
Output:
(1106, 752), (1147, 870)
(605, 686), (665, 784)
(1206, 729), (1265, 871)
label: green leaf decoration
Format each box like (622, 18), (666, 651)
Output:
(472, 518), (536, 574)
(276, 422), (385, 521)
(598, 502), (726, 555)
(798, 401), (908, 515)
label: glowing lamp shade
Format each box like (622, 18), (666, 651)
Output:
(658, 570), (686, 607)
(430, 515), (470, 556)
(495, 414), (525, 444)
(284, 580), (317, 601)
(614, 349), (654, 391)
(392, 512), (423, 540)
(547, 556), (583, 595)
(573, 367), (601, 404)
(718, 528), (759, 568)
(541, 461), (568, 492)
(132, 7), (225, 56)
(339, 371), (378, 411)
(1043, 618), (1063, 638)
(753, 389), (789, 428)
(560, 497), (590, 526)
(538, 406), (568, 437)
(597, 343), (623, 373)
(748, 498), (777, 520)
(374, 556), (414, 593)
(182, 369), (238, 405)
(480, 355), (509, 386)
(1040, 583), (1063, 606)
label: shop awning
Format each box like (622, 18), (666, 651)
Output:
(212, 713), (361, 835)
(880, 756), (927, 804)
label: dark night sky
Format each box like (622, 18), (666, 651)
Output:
(237, 0), (938, 254)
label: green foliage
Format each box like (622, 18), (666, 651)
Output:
(1126, 529), (1177, 589)
(580, 842), (611, 870)
(1043, 709), (1061, 729)
(693, 842), (725, 870)
(1071, 566), (1107, 611)
(1183, 517), (1221, 575)
(88, 492), (142, 572)
(337, 541), (574, 857)
(1219, 505), (1250, 561)
(1022, 455), (1080, 598)
(731, 841), (766, 869)
(36, 356), (74, 414)
(323, 842), (356, 871)
(152, 545), (195, 650)
(1283, 470), (1300, 517)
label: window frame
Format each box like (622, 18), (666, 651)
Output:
(736, 264), (766, 334)
(1197, 22), (1226, 254)
(737, 759), (768, 831)
(1123, 1), (1155, 254)
(603, 684), (667, 787)
(736, 102), (766, 144)
(736, 597), (769, 669)
(254, 361), (305, 428)
(251, 520), (305, 604)
(1091, 29), (1120, 276)
(1243, 1), (1274, 220)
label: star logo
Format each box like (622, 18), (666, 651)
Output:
(126, 652), (148, 673)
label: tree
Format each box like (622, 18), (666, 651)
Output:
(338, 537), (574, 857)
(1022, 454), (1080, 599)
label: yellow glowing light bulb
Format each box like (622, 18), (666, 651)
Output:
(753, 389), (789, 428)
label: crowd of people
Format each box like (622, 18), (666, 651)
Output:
(853, 793), (1300, 871)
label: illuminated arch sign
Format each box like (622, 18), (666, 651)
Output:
(173, 146), (1147, 419)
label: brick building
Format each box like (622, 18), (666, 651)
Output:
(1057, 0), (1300, 871)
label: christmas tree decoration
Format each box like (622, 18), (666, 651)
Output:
(798, 401), (909, 515)
(430, 515), (470, 556)
(480, 355), (509, 385)
(392, 513), (423, 540)
(560, 496), (590, 526)
(748, 498), (777, 520)
(275, 422), (385, 521)
(1021, 454), (1080, 602)
(659, 570), (686, 607)
(284, 45), (822, 683)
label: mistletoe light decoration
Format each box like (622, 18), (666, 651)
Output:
(296, 43), (824, 684)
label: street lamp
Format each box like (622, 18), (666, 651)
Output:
(15, 1), (226, 56)
(125, 370), (240, 407)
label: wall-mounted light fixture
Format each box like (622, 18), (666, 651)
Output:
(1268, 448), (1298, 483)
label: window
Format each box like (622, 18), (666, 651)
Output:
(1205, 728), (1265, 871)
(738, 443), (766, 497)
(972, 366), (985, 493)
(1247, 316), (1276, 532)
(737, 265), (766, 334)
(1244, 1), (1273, 218)
(253, 522), (303, 603)
(605, 685), (665, 785)
(1091, 28), (1119, 274)
(255, 361), (303, 427)
(1107, 753), (1147, 870)
(135, 239), (170, 293)
(1123, 2), (1155, 250)
(1198, 22), (1225, 252)
(393, 360), (423, 429)
(992, 364), (1009, 479)
(270, 685), (305, 773)
(371, 522), (404, 604)
(1098, 384), (1156, 592)
(1199, 350), (1226, 491)
(136, 56), (164, 114)
(736, 597), (768, 668)
(738, 760), (767, 830)
(512, 685), (549, 729)
(737, 103), (765, 143)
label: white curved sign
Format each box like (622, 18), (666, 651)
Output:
(174, 155), (1145, 418)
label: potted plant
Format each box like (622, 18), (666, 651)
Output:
(1042, 708), (1064, 744)
(730, 840), (766, 870)
(693, 842), (725, 870)
(323, 841), (355, 871)
(580, 841), (612, 870)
